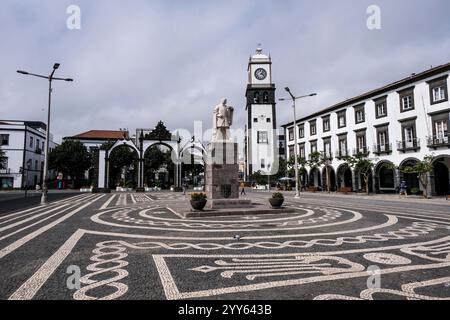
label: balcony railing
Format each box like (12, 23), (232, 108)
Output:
(352, 147), (370, 156)
(0, 168), (11, 174)
(427, 134), (450, 148)
(35, 148), (42, 154)
(397, 139), (420, 152)
(373, 143), (392, 155)
(335, 150), (349, 159)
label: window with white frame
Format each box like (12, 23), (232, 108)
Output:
(299, 125), (305, 138)
(357, 135), (366, 152)
(404, 127), (415, 148)
(311, 142), (317, 154)
(0, 134), (9, 146)
(324, 141), (332, 158)
(428, 77), (448, 105)
(288, 128), (294, 141)
(338, 112), (346, 128)
(401, 95), (414, 111)
(375, 101), (387, 118)
(433, 86), (446, 102)
(339, 138), (347, 156)
(29, 136), (33, 148)
(299, 145), (306, 159)
(435, 120), (448, 142)
(310, 121), (317, 135)
(378, 132), (387, 151)
(323, 118), (330, 132)
(356, 109), (365, 123)
(257, 131), (268, 144)
(398, 88), (415, 112)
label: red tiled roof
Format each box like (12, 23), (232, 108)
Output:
(70, 130), (128, 140)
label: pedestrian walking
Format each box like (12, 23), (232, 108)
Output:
(240, 181), (246, 196)
(399, 181), (408, 198)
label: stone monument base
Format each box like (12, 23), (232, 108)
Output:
(205, 141), (240, 200)
(179, 204), (296, 219)
(208, 198), (252, 209)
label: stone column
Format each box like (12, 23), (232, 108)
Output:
(371, 169), (376, 194)
(105, 157), (110, 189)
(428, 170), (435, 197)
(137, 160), (141, 188)
(98, 149), (106, 188)
(351, 169), (358, 192)
(395, 168), (401, 190)
(426, 172), (433, 198)
(141, 159), (145, 188)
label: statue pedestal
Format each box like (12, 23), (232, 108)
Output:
(205, 141), (251, 209)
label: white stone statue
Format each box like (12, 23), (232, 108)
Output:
(212, 98), (234, 141)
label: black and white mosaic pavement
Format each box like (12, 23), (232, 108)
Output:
(0, 191), (449, 300)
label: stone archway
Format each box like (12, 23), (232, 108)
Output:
(309, 167), (321, 188)
(322, 166), (336, 192)
(99, 139), (140, 190)
(399, 158), (421, 193)
(432, 156), (450, 196)
(143, 143), (176, 190)
(375, 161), (396, 193)
(97, 121), (184, 190)
(337, 164), (352, 190)
(107, 144), (140, 189)
(179, 140), (207, 188)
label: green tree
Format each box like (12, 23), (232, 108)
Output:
(308, 151), (335, 193)
(343, 153), (374, 195)
(49, 140), (92, 186)
(287, 155), (308, 183)
(249, 170), (267, 185)
(272, 157), (291, 180)
(400, 155), (434, 199)
(145, 121), (172, 140)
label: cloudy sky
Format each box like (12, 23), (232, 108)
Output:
(1, 0), (450, 143)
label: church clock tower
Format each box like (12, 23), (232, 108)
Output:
(245, 47), (278, 178)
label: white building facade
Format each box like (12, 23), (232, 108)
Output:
(282, 62), (450, 196)
(0, 120), (57, 189)
(245, 47), (279, 178)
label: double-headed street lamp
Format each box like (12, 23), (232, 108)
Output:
(279, 88), (317, 198)
(17, 64), (74, 205)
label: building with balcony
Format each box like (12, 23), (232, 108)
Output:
(0, 120), (57, 189)
(282, 62), (450, 196)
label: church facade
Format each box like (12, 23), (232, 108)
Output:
(245, 47), (279, 179)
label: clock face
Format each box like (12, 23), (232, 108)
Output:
(254, 68), (267, 81)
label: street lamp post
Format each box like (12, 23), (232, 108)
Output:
(280, 88), (317, 198)
(17, 64), (73, 205)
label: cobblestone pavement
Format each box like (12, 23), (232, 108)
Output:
(0, 191), (449, 300)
